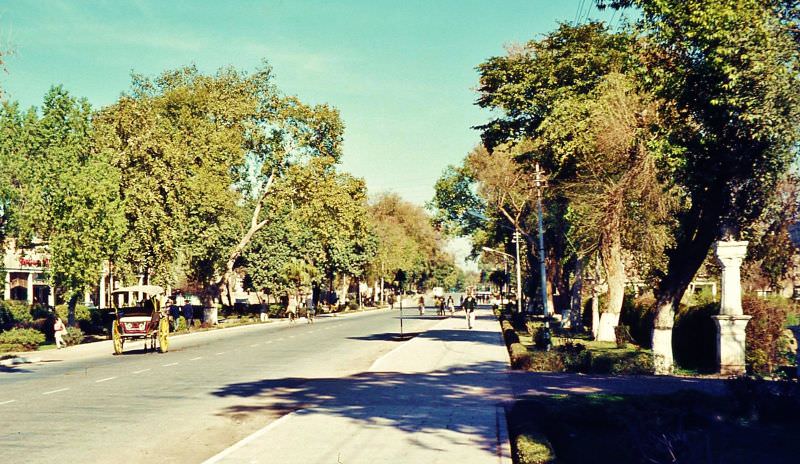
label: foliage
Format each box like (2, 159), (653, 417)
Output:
(0, 327), (45, 351)
(0, 300), (33, 327)
(510, 387), (800, 464)
(743, 296), (791, 375)
(614, 325), (632, 349)
(514, 432), (556, 464)
(672, 301), (718, 372)
(175, 316), (188, 332)
(509, 342), (533, 370)
(61, 326), (84, 346)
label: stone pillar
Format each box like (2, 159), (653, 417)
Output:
(712, 240), (751, 376)
(26, 272), (33, 304)
(3, 271), (10, 300)
(99, 273), (106, 309)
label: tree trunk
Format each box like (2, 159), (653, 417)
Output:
(339, 274), (350, 309)
(652, 205), (721, 374)
(597, 233), (625, 342)
(568, 257), (585, 330)
(67, 293), (79, 327)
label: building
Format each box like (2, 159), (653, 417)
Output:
(2, 239), (55, 306)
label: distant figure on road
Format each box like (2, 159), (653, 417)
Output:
(168, 297), (180, 331)
(446, 296), (455, 317)
(184, 299), (194, 330)
(417, 295), (425, 316)
(287, 295), (298, 324)
(463, 292), (477, 329)
(53, 316), (67, 349)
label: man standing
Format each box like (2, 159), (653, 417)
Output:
(463, 290), (477, 329)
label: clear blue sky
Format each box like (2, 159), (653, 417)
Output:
(0, 0), (620, 205)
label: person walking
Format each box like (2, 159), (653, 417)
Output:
(183, 298), (194, 330)
(462, 291), (477, 329)
(53, 316), (67, 349)
(417, 295), (425, 316)
(446, 295), (455, 317)
(287, 295), (298, 324)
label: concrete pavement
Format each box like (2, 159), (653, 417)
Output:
(204, 307), (513, 464)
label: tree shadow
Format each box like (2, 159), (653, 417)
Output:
(509, 371), (730, 397)
(0, 364), (33, 373)
(211, 361), (512, 455)
(348, 332), (421, 342)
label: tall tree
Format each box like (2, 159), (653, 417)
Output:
(599, 0), (800, 373)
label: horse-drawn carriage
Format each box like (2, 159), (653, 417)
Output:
(111, 285), (169, 355)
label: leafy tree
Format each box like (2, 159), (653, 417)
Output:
(14, 87), (124, 324)
(599, 0), (800, 373)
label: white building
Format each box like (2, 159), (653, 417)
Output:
(2, 239), (55, 306)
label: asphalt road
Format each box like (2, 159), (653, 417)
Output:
(0, 307), (447, 463)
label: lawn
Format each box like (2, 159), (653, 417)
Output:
(508, 382), (800, 464)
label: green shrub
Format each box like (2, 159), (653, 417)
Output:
(744, 296), (790, 375)
(673, 301), (718, 371)
(347, 300), (360, 311)
(528, 350), (566, 372)
(619, 295), (655, 348)
(0, 327), (45, 350)
(502, 320), (520, 345)
(0, 300), (33, 327)
(62, 327), (84, 346)
(515, 431), (556, 464)
(54, 304), (91, 323)
(175, 316), (188, 331)
(509, 342), (533, 370)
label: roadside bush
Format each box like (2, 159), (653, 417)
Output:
(619, 295), (655, 348)
(0, 300), (33, 328)
(509, 342), (533, 370)
(346, 300), (360, 311)
(743, 296), (790, 376)
(515, 432), (556, 464)
(529, 350), (566, 372)
(62, 327), (84, 346)
(0, 327), (45, 351)
(502, 320), (520, 345)
(54, 304), (92, 323)
(175, 316), (188, 332)
(672, 301), (718, 372)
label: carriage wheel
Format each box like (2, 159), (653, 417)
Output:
(112, 320), (124, 355)
(158, 318), (169, 353)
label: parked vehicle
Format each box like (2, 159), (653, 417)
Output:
(110, 285), (169, 355)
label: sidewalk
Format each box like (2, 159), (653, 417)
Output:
(204, 308), (513, 464)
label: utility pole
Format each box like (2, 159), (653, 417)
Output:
(534, 163), (551, 349)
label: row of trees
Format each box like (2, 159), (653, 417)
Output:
(0, 62), (459, 326)
(431, 0), (800, 373)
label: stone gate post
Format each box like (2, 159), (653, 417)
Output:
(711, 240), (751, 376)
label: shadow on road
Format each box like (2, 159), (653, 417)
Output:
(0, 364), (33, 373)
(348, 332), (421, 342)
(211, 361), (511, 456)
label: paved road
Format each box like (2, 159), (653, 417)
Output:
(0, 309), (445, 463)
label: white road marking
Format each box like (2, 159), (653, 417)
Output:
(215, 352), (225, 356)
(265, 341), (272, 344)
(0, 400), (16, 405)
(249, 343), (260, 347)
(43, 388), (69, 395)
(190, 356), (202, 361)
(202, 411), (299, 464)
(162, 362), (178, 367)
(288, 335), (296, 339)
(132, 368), (151, 374)
(95, 376), (117, 383)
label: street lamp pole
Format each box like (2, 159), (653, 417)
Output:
(512, 232), (523, 314)
(534, 163), (551, 349)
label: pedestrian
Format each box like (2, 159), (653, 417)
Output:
(53, 316), (67, 349)
(184, 298), (194, 330)
(306, 296), (315, 324)
(287, 294), (298, 324)
(463, 291), (477, 329)
(169, 297), (180, 331)
(417, 295), (425, 316)
(447, 295), (455, 317)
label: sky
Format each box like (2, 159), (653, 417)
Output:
(0, 0), (622, 205)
